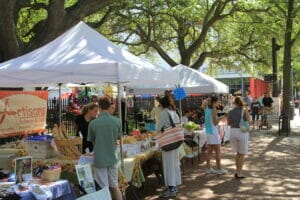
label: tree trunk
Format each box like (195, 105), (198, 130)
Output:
(0, 0), (117, 62)
(281, 0), (294, 133)
(0, 0), (20, 61)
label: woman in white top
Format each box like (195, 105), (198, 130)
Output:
(156, 95), (181, 198)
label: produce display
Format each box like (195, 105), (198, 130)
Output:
(183, 121), (199, 131)
(29, 184), (52, 200)
(51, 124), (68, 139)
(123, 136), (137, 144)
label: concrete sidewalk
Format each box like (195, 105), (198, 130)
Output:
(140, 111), (300, 200)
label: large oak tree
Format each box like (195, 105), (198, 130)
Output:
(0, 0), (118, 62)
(98, 0), (271, 72)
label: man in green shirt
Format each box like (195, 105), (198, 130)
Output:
(88, 97), (123, 200)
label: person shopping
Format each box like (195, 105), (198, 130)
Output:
(156, 95), (181, 198)
(87, 97), (123, 200)
(204, 96), (227, 175)
(227, 96), (251, 178)
(75, 103), (99, 153)
(250, 97), (261, 130)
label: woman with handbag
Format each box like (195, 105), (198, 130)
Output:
(204, 96), (228, 175)
(227, 96), (251, 179)
(156, 95), (181, 198)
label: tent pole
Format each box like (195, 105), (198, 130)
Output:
(58, 83), (62, 126)
(124, 86), (127, 134)
(179, 99), (182, 121)
(177, 84), (183, 121)
(117, 81), (124, 172)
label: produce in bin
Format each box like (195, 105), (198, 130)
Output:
(183, 121), (199, 131)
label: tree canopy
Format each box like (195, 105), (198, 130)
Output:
(0, 0), (299, 88)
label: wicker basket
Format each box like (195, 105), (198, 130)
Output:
(41, 168), (61, 182)
(55, 137), (82, 159)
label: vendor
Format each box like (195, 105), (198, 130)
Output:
(75, 103), (99, 153)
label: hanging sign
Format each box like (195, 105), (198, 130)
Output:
(173, 87), (187, 100)
(0, 91), (48, 138)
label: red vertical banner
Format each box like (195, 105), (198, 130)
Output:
(250, 77), (254, 98)
(0, 91), (48, 138)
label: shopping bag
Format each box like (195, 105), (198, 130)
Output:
(156, 113), (184, 151)
(240, 109), (250, 132)
(156, 125), (184, 151)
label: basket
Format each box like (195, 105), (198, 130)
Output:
(55, 137), (82, 159)
(41, 168), (61, 182)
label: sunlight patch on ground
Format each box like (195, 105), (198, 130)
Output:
(205, 179), (227, 187)
(265, 150), (290, 157)
(182, 188), (215, 198)
(237, 186), (253, 192)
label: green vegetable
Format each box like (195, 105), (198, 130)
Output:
(184, 121), (199, 131)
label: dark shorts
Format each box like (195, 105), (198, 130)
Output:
(251, 114), (260, 120)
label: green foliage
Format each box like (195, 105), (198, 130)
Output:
(6, 0), (300, 83)
(17, 6), (47, 43)
(99, 0), (279, 74)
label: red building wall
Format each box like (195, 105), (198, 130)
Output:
(249, 78), (268, 98)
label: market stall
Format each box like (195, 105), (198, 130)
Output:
(0, 21), (179, 199)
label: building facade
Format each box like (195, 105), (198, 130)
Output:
(215, 70), (269, 98)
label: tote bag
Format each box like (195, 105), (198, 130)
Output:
(156, 113), (184, 151)
(239, 109), (250, 132)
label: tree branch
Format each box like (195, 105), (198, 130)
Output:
(291, 29), (300, 46)
(14, 0), (31, 24)
(65, 0), (118, 27)
(273, 1), (287, 16)
(87, 7), (113, 28)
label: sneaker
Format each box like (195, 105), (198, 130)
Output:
(159, 190), (176, 198)
(205, 168), (218, 174)
(174, 187), (178, 192)
(217, 168), (228, 175)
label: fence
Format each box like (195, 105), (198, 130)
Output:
(46, 95), (206, 135)
(46, 97), (77, 136)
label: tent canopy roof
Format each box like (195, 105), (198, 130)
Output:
(0, 22), (178, 87)
(128, 64), (229, 94)
(173, 64), (229, 94)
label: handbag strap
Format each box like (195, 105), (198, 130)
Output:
(240, 109), (244, 123)
(160, 110), (176, 132)
(167, 112), (176, 128)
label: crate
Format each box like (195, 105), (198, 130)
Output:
(26, 140), (59, 159)
(41, 168), (61, 182)
(55, 137), (82, 159)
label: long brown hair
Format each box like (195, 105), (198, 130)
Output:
(208, 96), (218, 108)
(234, 96), (244, 108)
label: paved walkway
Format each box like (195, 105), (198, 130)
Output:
(140, 111), (300, 200)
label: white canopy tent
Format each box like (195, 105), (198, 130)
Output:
(173, 64), (229, 94)
(127, 64), (229, 94)
(0, 21), (178, 87)
(0, 22), (179, 172)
